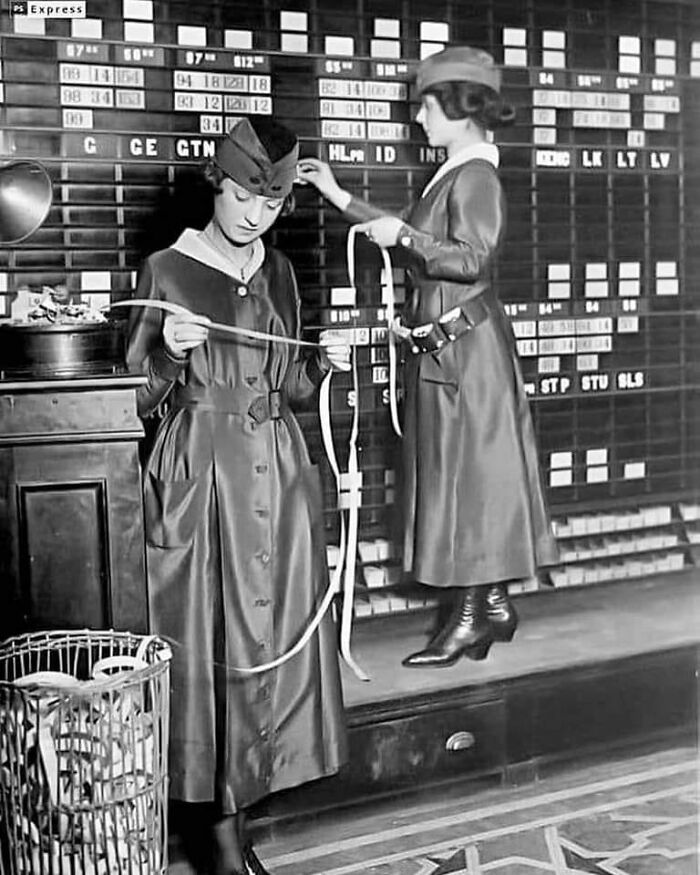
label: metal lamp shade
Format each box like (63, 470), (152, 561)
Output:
(0, 161), (52, 244)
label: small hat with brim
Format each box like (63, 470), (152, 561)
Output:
(416, 46), (501, 95)
(214, 118), (299, 198)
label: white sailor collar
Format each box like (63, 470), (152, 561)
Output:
(421, 142), (500, 198)
(171, 228), (265, 282)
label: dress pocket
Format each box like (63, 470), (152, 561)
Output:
(144, 469), (209, 548)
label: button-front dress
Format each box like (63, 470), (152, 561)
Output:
(343, 143), (559, 587)
(127, 229), (346, 812)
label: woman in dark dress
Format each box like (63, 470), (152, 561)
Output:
(299, 46), (558, 668)
(127, 117), (349, 874)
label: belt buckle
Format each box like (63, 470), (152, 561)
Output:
(248, 392), (282, 423)
(438, 306), (473, 341)
(410, 322), (445, 354)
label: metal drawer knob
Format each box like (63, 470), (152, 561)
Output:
(445, 731), (475, 751)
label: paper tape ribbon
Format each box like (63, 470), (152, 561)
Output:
(109, 298), (320, 348)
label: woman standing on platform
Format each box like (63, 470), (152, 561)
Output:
(127, 117), (349, 875)
(298, 46), (558, 668)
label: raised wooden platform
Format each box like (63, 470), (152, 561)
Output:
(252, 572), (700, 827)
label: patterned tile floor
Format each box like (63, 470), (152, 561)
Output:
(251, 746), (698, 875)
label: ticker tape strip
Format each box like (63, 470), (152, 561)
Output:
(379, 243), (403, 438)
(338, 328), (370, 681)
(333, 225), (407, 678)
(338, 225), (373, 681)
(108, 298), (321, 348)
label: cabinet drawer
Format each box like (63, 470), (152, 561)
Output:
(343, 698), (506, 794)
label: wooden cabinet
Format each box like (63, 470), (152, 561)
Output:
(0, 375), (148, 637)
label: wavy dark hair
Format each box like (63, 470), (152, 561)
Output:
(202, 116), (297, 216)
(422, 81), (515, 130)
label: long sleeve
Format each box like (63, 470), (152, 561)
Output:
(341, 195), (389, 224)
(126, 258), (188, 418)
(282, 260), (331, 406)
(399, 163), (504, 286)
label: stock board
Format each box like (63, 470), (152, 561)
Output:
(0, 0), (698, 560)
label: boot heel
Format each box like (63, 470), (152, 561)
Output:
(464, 637), (492, 661)
(492, 624), (516, 643)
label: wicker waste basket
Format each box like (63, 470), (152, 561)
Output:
(0, 629), (172, 874)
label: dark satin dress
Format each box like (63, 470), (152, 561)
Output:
(127, 232), (346, 812)
(345, 156), (559, 588)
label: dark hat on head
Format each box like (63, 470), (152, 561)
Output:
(214, 117), (299, 198)
(416, 46), (501, 95)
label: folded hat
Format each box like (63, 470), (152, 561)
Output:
(416, 45), (501, 94)
(214, 118), (299, 198)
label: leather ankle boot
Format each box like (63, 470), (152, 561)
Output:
(402, 587), (493, 668)
(485, 583), (518, 642)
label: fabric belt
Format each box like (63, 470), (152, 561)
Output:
(407, 290), (493, 355)
(172, 386), (287, 424)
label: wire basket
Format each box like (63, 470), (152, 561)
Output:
(0, 629), (172, 875)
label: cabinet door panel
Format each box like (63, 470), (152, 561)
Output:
(18, 480), (110, 630)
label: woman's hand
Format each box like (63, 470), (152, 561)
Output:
(296, 158), (337, 196)
(163, 312), (211, 358)
(296, 158), (350, 210)
(319, 330), (351, 372)
(355, 217), (404, 248)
